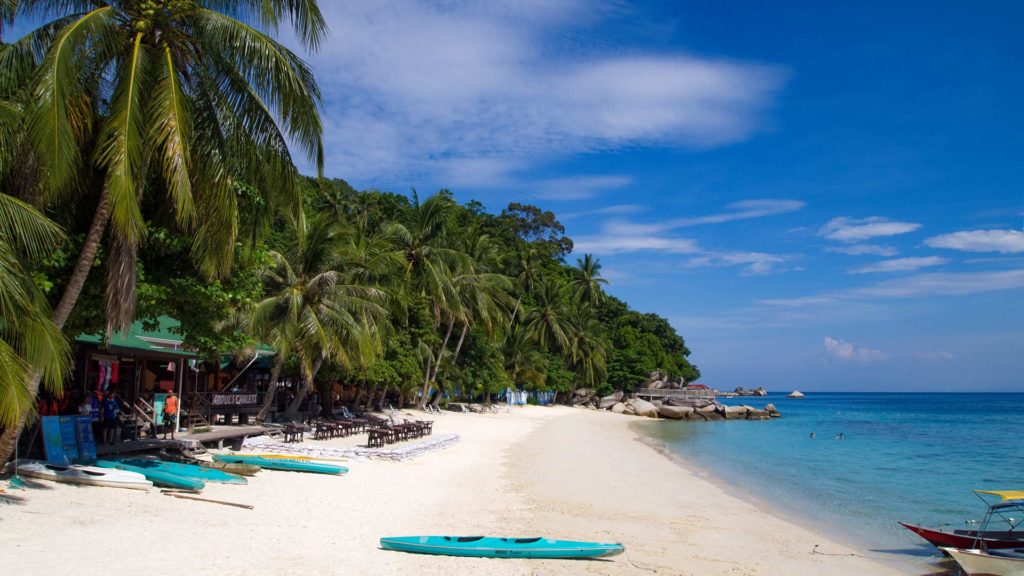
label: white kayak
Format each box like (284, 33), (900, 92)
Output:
(943, 547), (1024, 576)
(8, 459), (153, 490)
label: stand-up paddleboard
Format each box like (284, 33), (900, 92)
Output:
(379, 536), (625, 559)
(7, 459), (152, 490)
(114, 457), (247, 484)
(246, 453), (349, 463)
(212, 453), (346, 475)
(93, 459), (204, 490)
(158, 451), (261, 476)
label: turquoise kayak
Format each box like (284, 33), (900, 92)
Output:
(211, 453), (347, 475)
(93, 459), (204, 490)
(379, 536), (625, 559)
(114, 457), (247, 485)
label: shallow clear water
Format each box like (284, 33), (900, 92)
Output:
(636, 393), (1024, 560)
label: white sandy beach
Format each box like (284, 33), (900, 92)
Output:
(2, 406), (915, 575)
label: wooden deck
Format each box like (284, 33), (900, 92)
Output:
(96, 425), (277, 455)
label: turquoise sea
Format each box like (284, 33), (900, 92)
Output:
(636, 393), (1024, 570)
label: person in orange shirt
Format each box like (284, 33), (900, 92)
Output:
(163, 391), (179, 440)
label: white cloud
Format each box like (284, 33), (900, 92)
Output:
(762, 268), (1024, 307)
(826, 243), (899, 257)
(848, 256), (947, 274)
(530, 175), (634, 201)
(602, 198), (804, 236)
(823, 337), (887, 362)
(559, 204), (647, 221)
(819, 217), (921, 242)
(925, 229), (1024, 254)
(684, 251), (788, 276)
(289, 1), (786, 189)
(571, 235), (700, 255)
(851, 269), (1024, 298)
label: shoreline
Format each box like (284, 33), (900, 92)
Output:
(505, 407), (916, 575)
(626, 419), (930, 575)
(2, 405), (919, 575)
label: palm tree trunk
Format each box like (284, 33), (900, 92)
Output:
(431, 322), (468, 408)
(510, 295), (522, 327)
(286, 357), (323, 416)
(1, 186), (112, 464)
(430, 318), (455, 384)
(417, 352), (433, 410)
(450, 323), (469, 369)
(375, 383), (390, 411)
(255, 354), (285, 422)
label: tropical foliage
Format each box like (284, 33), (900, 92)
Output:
(0, 2), (699, 463)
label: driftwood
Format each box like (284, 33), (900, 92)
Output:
(162, 491), (253, 510)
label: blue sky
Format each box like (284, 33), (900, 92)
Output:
(282, 1), (1023, 392)
(16, 2), (1021, 391)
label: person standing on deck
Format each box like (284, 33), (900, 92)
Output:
(163, 391), (179, 440)
(102, 391), (122, 444)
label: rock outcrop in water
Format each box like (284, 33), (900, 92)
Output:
(585, 393), (782, 422)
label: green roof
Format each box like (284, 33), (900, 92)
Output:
(75, 316), (197, 358)
(76, 316), (277, 361)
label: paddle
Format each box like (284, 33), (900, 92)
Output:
(161, 490), (253, 510)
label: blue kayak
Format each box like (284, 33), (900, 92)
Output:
(93, 459), (205, 490)
(114, 457), (247, 485)
(211, 454), (347, 475)
(379, 536), (625, 559)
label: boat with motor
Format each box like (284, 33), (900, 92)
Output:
(212, 453), (347, 475)
(93, 459), (205, 490)
(942, 493), (1024, 575)
(900, 490), (1024, 550)
(379, 536), (625, 559)
(942, 547), (1024, 576)
(6, 459), (152, 490)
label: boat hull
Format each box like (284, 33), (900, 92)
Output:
(899, 522), (1024, 550)
(943, 547), (1024, 576)
(93, 459), (204, 490)
(212, 453), (346, 475)
(8, 459), (152, 490)
(380, 536), (624, 559)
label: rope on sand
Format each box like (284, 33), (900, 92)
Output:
(624, 549), (658, 572)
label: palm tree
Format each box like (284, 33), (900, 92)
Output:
(431, 229), (511, 406)
(565, 302), (607, 398)
(523, 276), (574, 354)
(1, 0), (326, 462)
(0, 193), (71, 429)
(500, 323), (546, 391)
(252, 215), (387, 420)
(571, 253), (608, 305)
(508, 248), (541, 325)
(389, 190), (469, 408)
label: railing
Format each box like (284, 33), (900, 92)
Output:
(635, 388), (716, 400)
(188, 394), (212, 431)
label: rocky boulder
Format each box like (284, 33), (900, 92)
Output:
(746, 408), (770, 420)
(610, 402), (626, 414)
(722, 405), (749, 420)
(631, 398), (659, 418)
(658, 405), (694, 419)
(599, 391), (624, 409)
